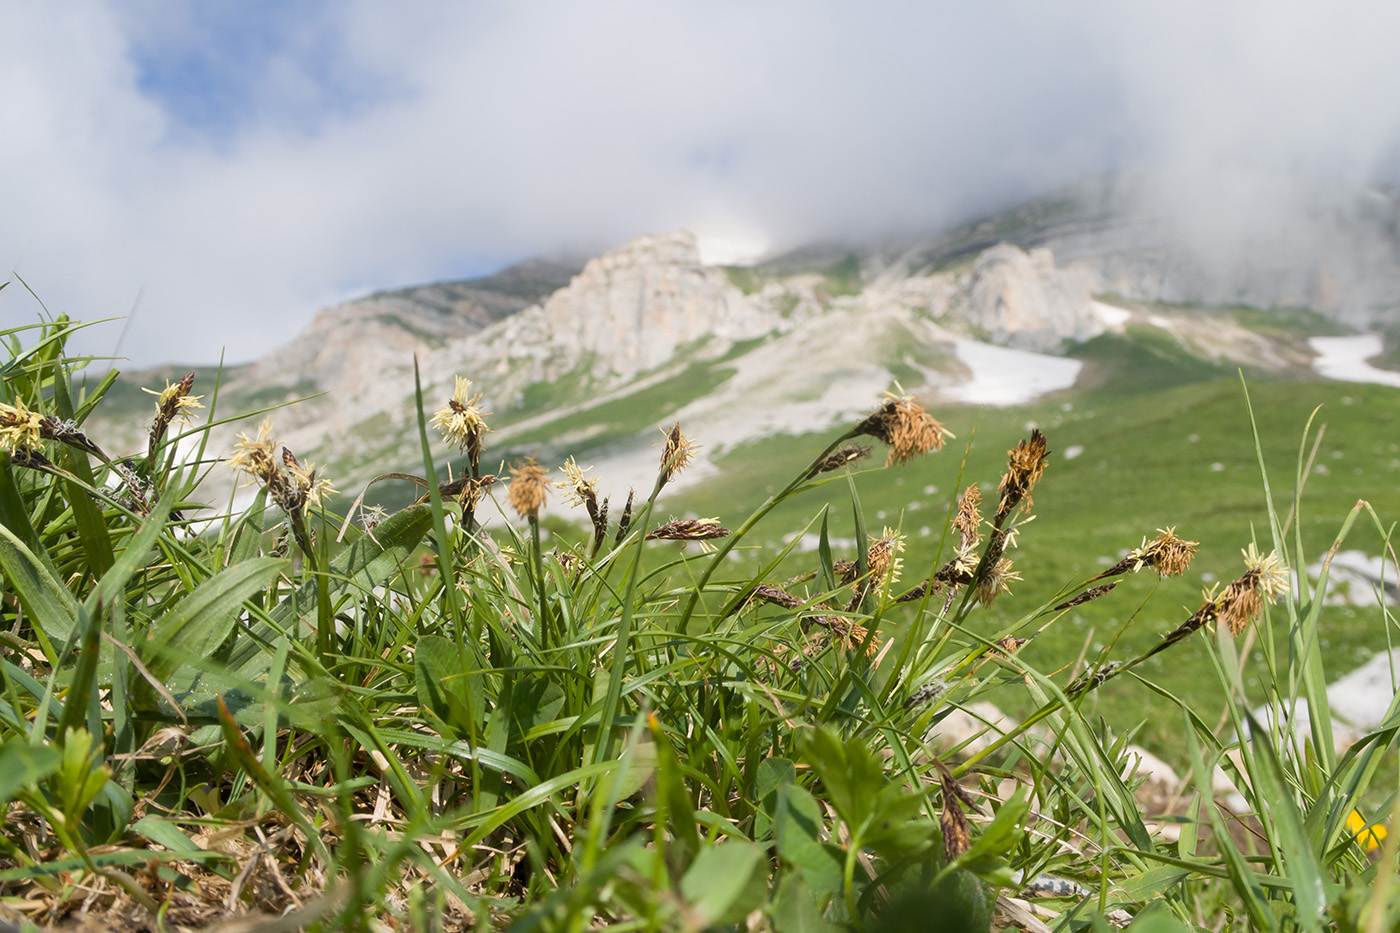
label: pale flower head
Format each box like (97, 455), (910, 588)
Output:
(0, 398), (45, 453)
(431, 376), (491, 466)
(142, 374), (204, 428)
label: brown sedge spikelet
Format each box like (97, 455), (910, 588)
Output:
(658, 422), (699, 487)
(1104, 527), (1200, 579)
(749, 583), (803, 610)
(806, 443), (872, 478)
(853, 392), (950, 467)
(954, 485), (983, 549)
(866, 527), (905, 586)
(974, 551), (1021, 606)
(996, 429), (1050, 521)
(803, 615), (880, 657)
(833, 558), (859, 586)
(1053, 582), (1118, 611)
(144, 372), (203, 454)
(281, 447), (336, 510)
(1215, 544), (1289, 635)
(559, 457), (608, 547)
(646, 517), (732, 541)
(507, 458), (550, 521)
(614, 488), (635, 543)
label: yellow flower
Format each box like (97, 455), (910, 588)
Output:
(1347, 809), (1387, 851)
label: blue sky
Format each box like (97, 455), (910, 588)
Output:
(3, 1), (1399, 366)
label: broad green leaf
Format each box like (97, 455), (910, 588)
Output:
(755, 756), (797, 840)
(415, 634), (483, 737)
(0, 738), (61, 803)
(508, 678), (566, 741)
(0, 520), (78, 643)
(775, 784), (844, 893)
(680, 839), (768, 926)
(770, 872), (837, 933)
(144, 556), (287, 679)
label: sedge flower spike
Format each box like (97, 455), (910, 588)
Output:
(431, 376), (491, 469)
(853, 391), (950, 467)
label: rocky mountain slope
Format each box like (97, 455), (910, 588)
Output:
(90, 179), (1400, 514)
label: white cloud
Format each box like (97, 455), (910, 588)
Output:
(1, 1), (1398, 367)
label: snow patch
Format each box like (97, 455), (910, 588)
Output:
(1147, 315), (1172, 329)
(939, 340), (1082, 406)
(1091, 301), (1131, 328)
(1309, 334), (1400, 388)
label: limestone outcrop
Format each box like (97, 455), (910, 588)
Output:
(540, 231), (772, 375)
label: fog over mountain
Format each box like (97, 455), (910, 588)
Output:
(2, 1), (1399, 366)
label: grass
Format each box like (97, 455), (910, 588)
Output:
(2, 315), (1399, 931)
(678, 377), (1400, 760)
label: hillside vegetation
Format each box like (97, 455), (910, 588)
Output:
(2, 315), (1398, 931)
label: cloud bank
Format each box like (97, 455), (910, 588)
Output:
(2, 1), (1398, 366)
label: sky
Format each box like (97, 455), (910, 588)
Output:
(2, 1), (1399, 367)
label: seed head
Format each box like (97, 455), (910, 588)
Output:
(804, 615), (880, 656)
(558, 457), (599, 510)
(996, 430), (1050, 520)
(614, 488), (635, 543)
(0, 398), (45, 453)
(854, 392), (950, 467)
(1053, 583), (1118, 611)
(659, 422), (699, 487)
(431, 376), (491, 468)
(507, 458), (550, 521)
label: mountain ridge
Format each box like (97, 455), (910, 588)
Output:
(91, 177), (1400, 513)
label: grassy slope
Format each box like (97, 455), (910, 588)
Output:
(669, 375), (1400, 758)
